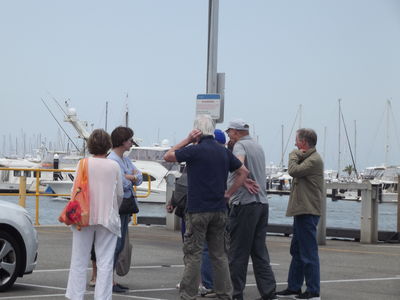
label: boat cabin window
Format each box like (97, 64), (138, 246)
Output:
(13, 170), (21, 177)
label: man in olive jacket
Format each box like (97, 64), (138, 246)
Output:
(276, 128), (323, 300)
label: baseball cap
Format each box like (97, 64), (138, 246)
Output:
(226, 119), (249, 131)
(214, 129), (226, 144)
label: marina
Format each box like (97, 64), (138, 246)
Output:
(1, 1), (400, 299)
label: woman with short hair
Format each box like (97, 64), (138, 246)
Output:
(66, 129), (123, 300)
(108, 126), (143, 292)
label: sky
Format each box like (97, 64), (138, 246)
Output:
(1, 0), (400, 171)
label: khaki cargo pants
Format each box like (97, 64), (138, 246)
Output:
(179, 211), (232, 300)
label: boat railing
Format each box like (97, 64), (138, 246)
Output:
(0, 167), (152, 226)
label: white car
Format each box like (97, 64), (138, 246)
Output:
(0, 200), (38, 291)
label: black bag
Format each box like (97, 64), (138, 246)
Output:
(119, 195), (139, 215)
(171, 172), (188, 218)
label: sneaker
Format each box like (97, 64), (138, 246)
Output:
(176, 282), (180, 289)
(88, 279), (96, 287)
(116, 283), (129, 290)
(199, 285), (216, 298)
(295, 291), (320, 300)
(256, 292), (278, 300)
(276, 288), (301, 298)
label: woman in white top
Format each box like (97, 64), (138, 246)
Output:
(66, 129), (123, 300)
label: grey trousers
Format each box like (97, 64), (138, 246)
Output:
(180, 211), (232, 300)
(229, 203), (276, 300)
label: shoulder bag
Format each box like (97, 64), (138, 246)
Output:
(58, 158), (90, 230)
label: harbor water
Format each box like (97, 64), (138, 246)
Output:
(1, 195), (397, 232)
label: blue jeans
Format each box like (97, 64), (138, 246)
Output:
(114, 214), (130, 267)
(201, 242), (214, 289)
(288, 214), (320, 294)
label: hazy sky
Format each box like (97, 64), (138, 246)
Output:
(1, 0), (400, 170)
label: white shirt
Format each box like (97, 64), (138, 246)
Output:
(74, 157), (123, 236)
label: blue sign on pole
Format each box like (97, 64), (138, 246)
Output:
(196, 94), (221, 120)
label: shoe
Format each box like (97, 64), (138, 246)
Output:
(116, 283), (129, 290)
(112, 284), (126, 293)
(276, 288), (301, 298)
(255, 292), (277, 300)
(176, 282), (180, 289)
(295, 291), (320, 300)
(88, 279), (96, 287)
(198, 285), (216, 298)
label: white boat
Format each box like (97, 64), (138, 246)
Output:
(42, 154), (176, 204)
(0, 158), (42, 192)
(363, 165), (399, 203)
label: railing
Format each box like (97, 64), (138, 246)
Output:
(0, 167), (151, 225)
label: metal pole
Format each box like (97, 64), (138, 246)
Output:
(105, 101), (108, 132)
(354, 120), (357, 174)
(397, 176), (400, 233)
(317, 183), (327, 245)
(338, 99), (341, 178)
(18, 176), (26, 207)
(206, 0), (219, 94)
(280, 125), (284, 167)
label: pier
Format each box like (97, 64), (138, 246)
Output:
(0, 225), (399, 300)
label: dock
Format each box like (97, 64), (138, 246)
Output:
(0, 225), (399, 300)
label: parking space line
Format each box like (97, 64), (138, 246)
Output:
(33, 262), (280, 273)
(2, 276), (399, 299)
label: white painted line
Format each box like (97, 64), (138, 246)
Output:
(320, 277), (400, 284)
(33, 262), (279, 273)
(114, 295), (167, 300)
(14, 282), (66, 291)
(0, 293), (67, 299)
(245, 276), (400, 287)
(7, 275), (397, 300)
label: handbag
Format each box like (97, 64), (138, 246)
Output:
(116, 229), (132, 276)
(119, 194), (139, 215)
(58, 158), (90, 230)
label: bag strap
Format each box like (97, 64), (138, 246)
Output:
(70, 158), (88, 199)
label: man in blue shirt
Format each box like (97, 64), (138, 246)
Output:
(164, 114), (248, 300)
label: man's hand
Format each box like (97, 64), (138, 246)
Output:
(166, 201), (174, 213)
(244, 178), (260, 194)
(187, 129), (202, 144)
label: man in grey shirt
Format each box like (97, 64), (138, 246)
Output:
(226, 119), (277, 300)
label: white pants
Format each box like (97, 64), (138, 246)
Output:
(66, 225), (118, 300)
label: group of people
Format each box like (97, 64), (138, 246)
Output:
(164, 114), (323, 300)
(64, 113), (324, 300)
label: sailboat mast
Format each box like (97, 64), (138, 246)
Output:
(385, 100), (391, 166)
(338, 99), (342, 178)
(280, 124), (284, 167)
(323, 126), (327, 163)
(354, 120), (357, 170)
(298, 104), (302, 129)
(105, 101), (108, 132)
(125, 93), (129, 127)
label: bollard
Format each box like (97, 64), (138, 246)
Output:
(18, 176), (27, 207)
(397, 176), (400, 233)
(53, 153), (60, 181)
(165, 173), (180, 231)
(360, 182), (378, 244)
(317, 182), (327, 245)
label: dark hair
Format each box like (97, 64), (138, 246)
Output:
(111, 126), (134, 148)
(297, 128), (317, 147)
(87, 129), (112, 155)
